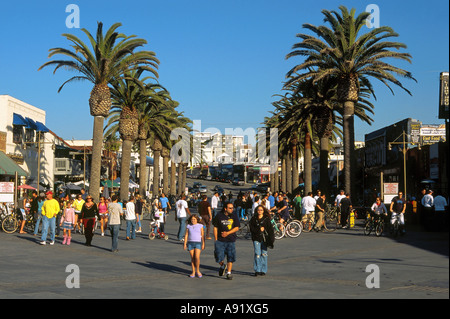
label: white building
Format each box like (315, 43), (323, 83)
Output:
(0, 95), (54, 189)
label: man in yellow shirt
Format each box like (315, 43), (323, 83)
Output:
(39, 191), (61, 245)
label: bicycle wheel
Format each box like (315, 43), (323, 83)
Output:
(2, 216), (18, 234)
(286, 220), (302, 238)
(375, 222), (384, 237)
(324, 214), (337, 232)
(302, 220), (312, 233)
(274, 222), (285, 240)
(364, 221), (373, 236)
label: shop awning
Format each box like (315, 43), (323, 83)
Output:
(0, 151), (28, 176)
(35, 121), (49, 132)
(25, 117), (37, 130)
(13, 113), (28, 126)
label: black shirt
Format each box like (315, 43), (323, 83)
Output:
(212, 212), (240, 242)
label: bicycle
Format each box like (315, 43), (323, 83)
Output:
(270, 213), (286, 240)
(389, 212), (405, 238)
(325, 204), (340, 231)
(1, 207), (19, 234)
(364, 212), (386, 237)
(24, 211), (38, 233)
(281, 215), (303, 238)
(237, 215), (287, 240)
(303, 208), (336, 233)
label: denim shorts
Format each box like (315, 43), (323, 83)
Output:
(214, 241), (236, 263)
(187, 241), (202, 251)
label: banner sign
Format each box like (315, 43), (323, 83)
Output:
(439, 72), (449, 119)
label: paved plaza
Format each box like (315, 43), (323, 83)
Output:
(0, 202), (448, 301)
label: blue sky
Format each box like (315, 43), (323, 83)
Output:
(0, 0), (448, 142)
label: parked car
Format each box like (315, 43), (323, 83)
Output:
(232, 178), (245, 186)
(199, 186), (208, 193)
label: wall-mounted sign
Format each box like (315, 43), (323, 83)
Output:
(439, 72), (449, 119)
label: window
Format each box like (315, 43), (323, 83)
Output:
(13, 125), (23, 144)
(25, 128), (35, 143)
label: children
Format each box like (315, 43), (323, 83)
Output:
(60, 199), (75, 245)
(184, 214), (205, 278)
(154, 204), (166, 235)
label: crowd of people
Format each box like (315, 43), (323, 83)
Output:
(8, 184), (448, 280)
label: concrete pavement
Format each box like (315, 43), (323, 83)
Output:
(0, 203), (448, 301)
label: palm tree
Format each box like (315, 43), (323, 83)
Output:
(106, 70), (152, 200)
(38, 22), (159, 201)
(285, 5), (416, 196)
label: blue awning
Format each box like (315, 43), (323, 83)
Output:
(25, 117), (37, 130)
(13, 113), (28, 126)
(35, 121), (49, 132)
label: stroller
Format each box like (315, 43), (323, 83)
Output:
(149, 210), (168, 240)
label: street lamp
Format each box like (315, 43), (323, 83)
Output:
(388, 130), (421, 199)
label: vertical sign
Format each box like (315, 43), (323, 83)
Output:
(439, 72), (449, 119)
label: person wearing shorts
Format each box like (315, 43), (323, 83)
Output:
(213, 202), (240, 280)
(73, 194), (85, 233)
(184, 215), (205, 278)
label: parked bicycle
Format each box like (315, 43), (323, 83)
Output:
(237, 215), (288, 240)
(1, 204), (19, 234)
(303, 206), (338, 233)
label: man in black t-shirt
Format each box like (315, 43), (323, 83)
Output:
(213, 202), (240, 280)
(390, 192), (406, 232)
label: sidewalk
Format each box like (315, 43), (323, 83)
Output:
(0, 214), (448, 299)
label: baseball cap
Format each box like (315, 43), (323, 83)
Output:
(46, 191), (53, 195)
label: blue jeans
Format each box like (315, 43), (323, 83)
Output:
(33, 210), (42, 235)
(177, 217), (187, 240)
(126, 219), (136, 239)
(109, 224), (120, 251)
(40, 215), (56, 242)
(253, 241), (268, 274)
(214, 240), (236, 263)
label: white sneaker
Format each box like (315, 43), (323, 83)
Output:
(50, 241), (55, 245)
(101, 232), (104, 236)
(39, 241), (46, 245)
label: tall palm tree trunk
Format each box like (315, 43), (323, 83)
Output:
(182, 163), (188, 194)
(120, 139), (133, 201)
(304, 131), (312, 194)
(178, 162), (184, 195)
(90, 116), (105, 201)
(162, 149), (169, 195)
(319, 137), (330, 197)
(274, 167), (279, 192)
(170, 163), (177, 196)
(139, 139), (147, 197)
(292, 155), (299, 193)
(343, 101), (355, 195)
(286, 152), (292, 194)
(281, 156), (287, 193)
(152, 150), (161, 197)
